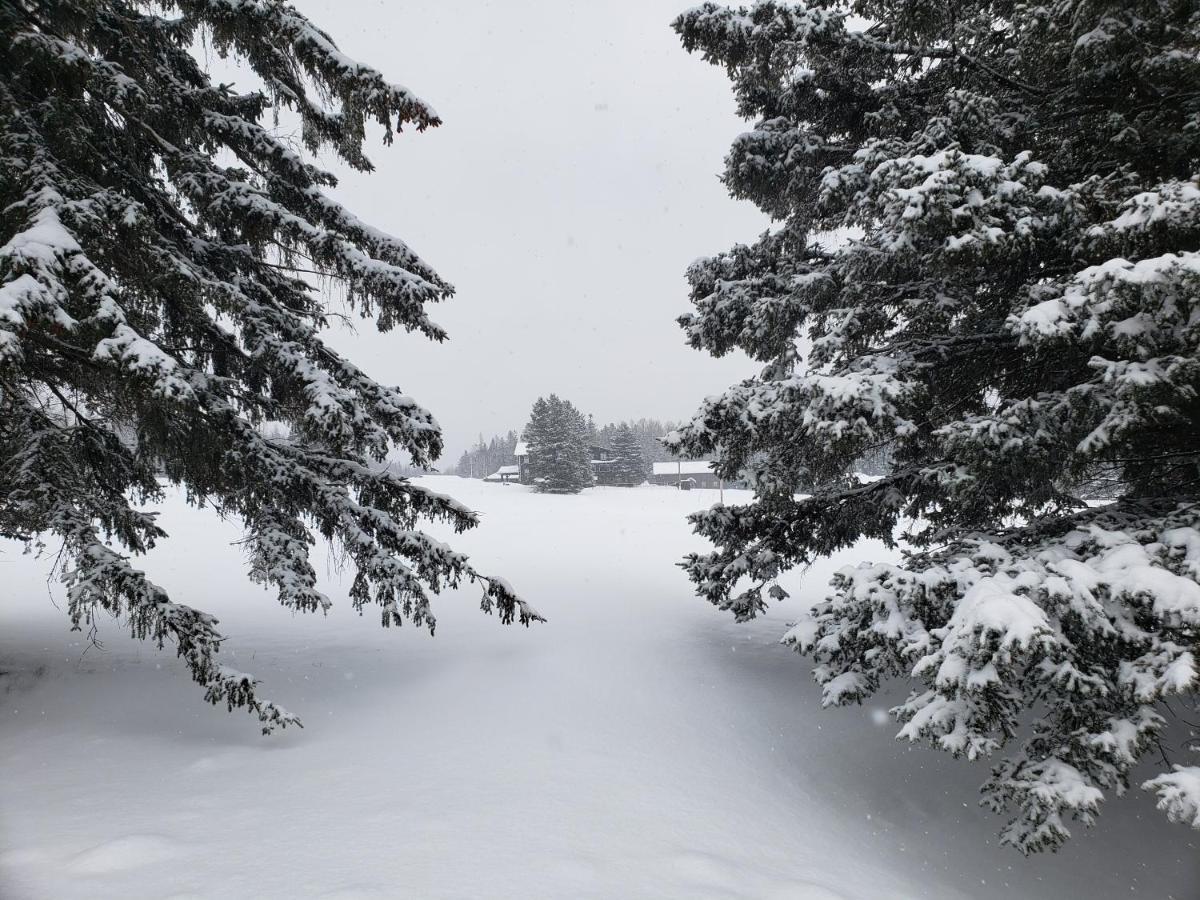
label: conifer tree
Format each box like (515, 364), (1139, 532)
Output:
(522, 397), (551, 477)
(671, 0), (1200, 851)
(523, 395), (592, 493)
(609, 424), (648, 485)
(455, 449), (473, 478)
(0, 0), (541, 733)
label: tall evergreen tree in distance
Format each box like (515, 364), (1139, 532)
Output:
(520, 397), (551, 485)
(523, 395), (593, 493)
(0, 1), (541, 733)
(671, 0), (1200, 850)
(608, 424), (648, 485)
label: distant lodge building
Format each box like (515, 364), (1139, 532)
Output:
(588, 445), (618, 483)
(650, 460), (743, 490)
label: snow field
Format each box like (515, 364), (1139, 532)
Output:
(1, 479), (1196, 899)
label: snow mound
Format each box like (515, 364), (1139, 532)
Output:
(68, 834), (182, 875)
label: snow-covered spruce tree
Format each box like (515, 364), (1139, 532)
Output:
(609, 424), (648, 486)
(523, 395), (592, 493)
(670, 1), (1200, 851)
(0, 0), (541, 733)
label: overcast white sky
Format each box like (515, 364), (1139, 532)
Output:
(288, 0), (768, 464)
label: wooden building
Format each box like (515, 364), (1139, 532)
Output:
(650, 460), (742, 490)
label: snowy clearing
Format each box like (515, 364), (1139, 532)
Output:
(1, 479), (1196, 899)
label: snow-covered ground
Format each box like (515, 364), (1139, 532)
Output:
(1, 479), (1196, 899)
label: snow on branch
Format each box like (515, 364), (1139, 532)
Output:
(0, 0), (536, 732)
(670, 1), (1200, 850)
(1143, 766), (1200, 830)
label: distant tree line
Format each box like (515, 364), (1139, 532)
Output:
(521, 396), (655, 493)
(596, 418), (682, 466)
(453, 412), (681, 481)
(454, 431), (520, 479)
